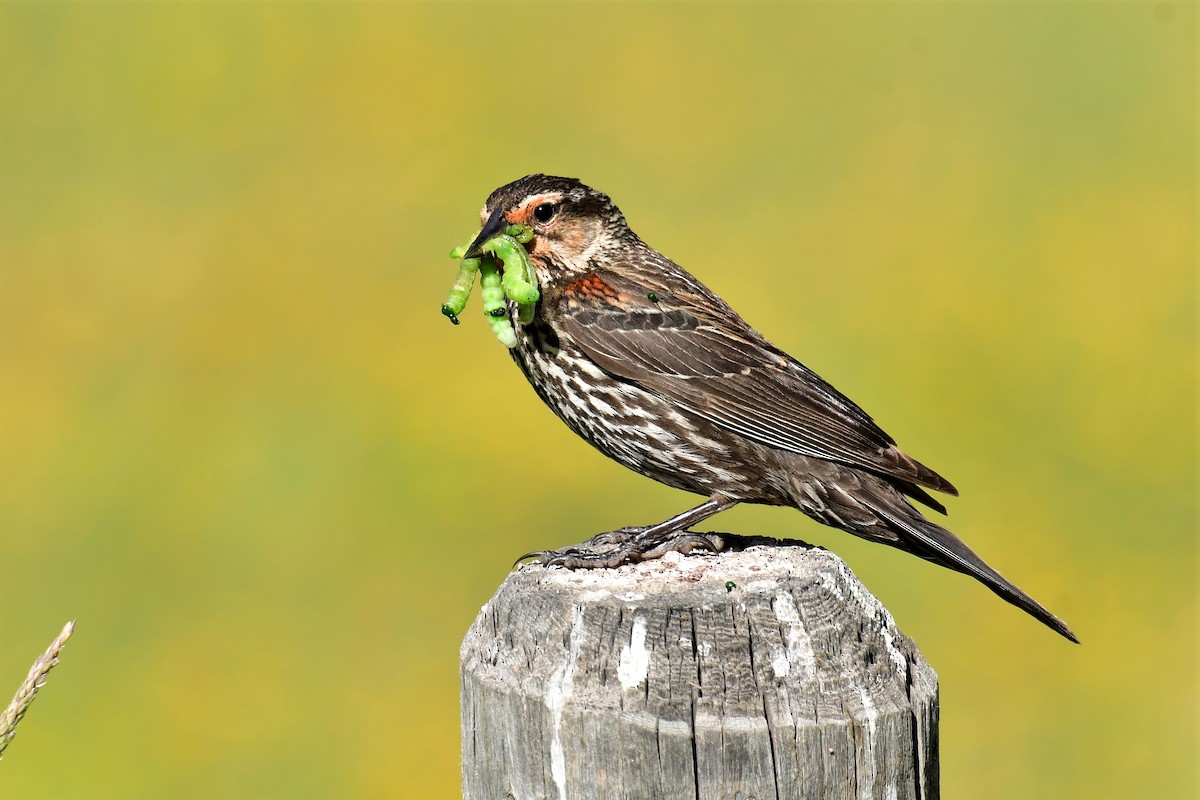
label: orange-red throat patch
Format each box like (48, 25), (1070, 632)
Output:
(564, 273), (622, 306)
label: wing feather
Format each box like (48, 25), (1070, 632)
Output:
(557, 268), (956, 495)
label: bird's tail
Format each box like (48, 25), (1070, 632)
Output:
(869, 500), (1079, 643)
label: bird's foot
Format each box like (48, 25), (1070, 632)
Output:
(518, 528), (727, 569)
(585, 526), (646, 547)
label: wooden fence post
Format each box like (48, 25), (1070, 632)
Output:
(461, 542), (939, 800)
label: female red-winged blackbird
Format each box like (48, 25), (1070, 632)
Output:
(464, 174), (1076, 642)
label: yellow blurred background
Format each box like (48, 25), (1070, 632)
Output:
(1, 3), (1193, 798)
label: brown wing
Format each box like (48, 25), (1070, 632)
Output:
(556, 268), (957, 496)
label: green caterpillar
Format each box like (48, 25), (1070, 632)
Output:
(504, 223), (534, 245)
(440, 246), (479, 326)
(482, 234), (538, 323)
(440, 223), (539, 347)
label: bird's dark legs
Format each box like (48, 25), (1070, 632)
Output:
(522, 499), (739, 568)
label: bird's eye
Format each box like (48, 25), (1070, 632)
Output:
(533, 203), (558, 223)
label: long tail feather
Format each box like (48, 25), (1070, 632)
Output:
(872, 503), (1078, 643)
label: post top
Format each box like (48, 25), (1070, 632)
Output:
(514, 542), (868, 607)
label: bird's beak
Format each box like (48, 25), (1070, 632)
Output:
(464, 205), (508, 259)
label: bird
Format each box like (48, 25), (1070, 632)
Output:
(462, 174), (1077, 643)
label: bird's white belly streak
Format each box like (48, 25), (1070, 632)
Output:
(509, 319), (749, 495)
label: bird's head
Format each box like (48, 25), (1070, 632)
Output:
(464, 175), (635, 280)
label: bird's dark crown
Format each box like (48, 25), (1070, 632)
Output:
(482, 174), (630, 233)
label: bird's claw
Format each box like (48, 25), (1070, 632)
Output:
(586, 526), (646, 546)
(641, 532), (724, 559)
(515, 530), (727, 570)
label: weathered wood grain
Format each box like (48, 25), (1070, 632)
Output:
(461, 543), (938, 800)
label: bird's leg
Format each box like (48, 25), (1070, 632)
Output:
(522, 499), (738, 569)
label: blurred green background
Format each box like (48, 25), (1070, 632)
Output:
(1, 2), (1193, 798)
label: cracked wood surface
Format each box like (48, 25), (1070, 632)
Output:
(461, 543), (939, 800)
